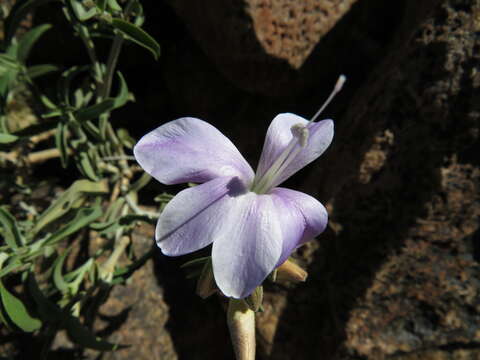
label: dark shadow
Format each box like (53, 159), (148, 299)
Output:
(270, 1), (464, 359)
(152, 249), (235, 360)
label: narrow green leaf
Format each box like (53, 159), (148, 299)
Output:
(180, 256), (211, 269)
(90, 213), (153, 235)
(0, 305), (10, 329)
(111, 18), (160, 59)
(117, 128), (135, 149)
(0, 280), (41, 332)
(64, 312), (121, 351)
(0, 133), (19, 144)
(74, 98), (116, 122)
(0, 54), (20, 70)
(112, 71), (130, 108)
(107, 0), (122, 12)
(17, 24), (52, 63)
(70, 0), (97, 21)
(112, 248), (153, 282)
(26, 64), (59, 79)
(27, 274), (62, 321)
(4, 0), (55, 44)
(0, 256), (13, 326)
(44, 204), (103, 246)
(31, 179), (108, 236)
(0, 259), (22, 279)
(96, 0), (107, 12)
(53, 248), (72, 292)
(55, 122), (69, 168)
(57, 65), (90, 107)
(39, 94), (58, 110)
(63, 258), (93, 294)
(0, 71), (18, 97)
(128, 172), (151, 193)
(0, 207), (24, 248)
(29, 274), (119, 349)
(78, 151), (98, 181)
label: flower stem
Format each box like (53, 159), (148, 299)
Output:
(227, 299), (256, 360)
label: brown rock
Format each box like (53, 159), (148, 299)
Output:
(165, 0), (358, 95)
(262, 0), (480, 359)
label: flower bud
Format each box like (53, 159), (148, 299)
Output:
(227, 299), (256, 360)
(276, 259), (308, 282)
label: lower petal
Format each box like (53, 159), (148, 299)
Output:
(212, 193), (283, 299)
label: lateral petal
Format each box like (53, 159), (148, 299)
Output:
(134, 117), (254, 185)
(270, 187), (328, 266)
(156, 176), (248, 256)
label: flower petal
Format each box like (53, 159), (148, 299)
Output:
(156, 176), (249, 256)
(255, 113), (334, 188)
(134, 117), (254, 185)
(212, 193), (283, 299)
(270, 187), (328, 266)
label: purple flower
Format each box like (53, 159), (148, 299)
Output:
(134, 112), (333, 299)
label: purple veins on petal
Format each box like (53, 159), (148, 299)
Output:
(253, 113), (334, 192)
(156, 176), (248, 256)
(133, 117), (254, 185)
(211, 192), (284, 299)
(270, 187), (328, 266)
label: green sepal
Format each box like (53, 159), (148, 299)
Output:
(244, 286), (263, 312)
(180, 256), (211, 269)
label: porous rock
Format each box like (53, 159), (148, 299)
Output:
(165, 0), (358, 95)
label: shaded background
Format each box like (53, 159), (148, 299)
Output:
(3, 0), (480, 358)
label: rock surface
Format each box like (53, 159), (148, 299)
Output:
(165, 0), (358, 95)
(268, 0), (480, 358)
(2, 0), (480, 358)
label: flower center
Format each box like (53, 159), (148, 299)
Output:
(251, 123), (309, 194)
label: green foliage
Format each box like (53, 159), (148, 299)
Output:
(0, 0), (169, 355)
(111, 18), (160, 59)
(0, 279), (42, 332)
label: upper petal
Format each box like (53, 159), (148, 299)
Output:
(134, 117), (255, 185)
(255, 113), (334, 189)
(212, 193), (283, 299)
(156, 176), (248, 256)
(270, 187), (328, 266)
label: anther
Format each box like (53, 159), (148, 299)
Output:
(290, 123), (309, 147)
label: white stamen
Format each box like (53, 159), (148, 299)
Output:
(310, 74), (347, 123)
(252, 75), (346, 194)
